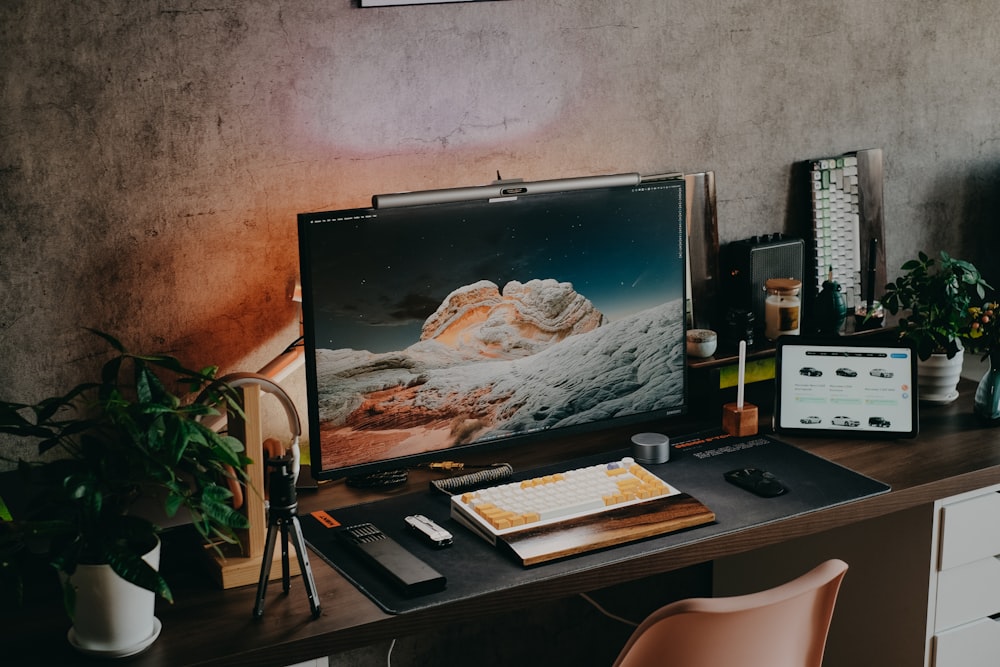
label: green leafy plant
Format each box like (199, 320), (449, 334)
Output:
(0, 330), (251, 608)
(881, 251), (992, 360)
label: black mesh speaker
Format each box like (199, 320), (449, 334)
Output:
(722, 234), (804, 338)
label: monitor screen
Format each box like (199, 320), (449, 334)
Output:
(298, 176), (688, 479)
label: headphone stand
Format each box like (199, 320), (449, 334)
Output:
(205, 382), (301, 589)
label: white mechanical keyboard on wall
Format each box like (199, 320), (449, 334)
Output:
(811, 155), (863, 309)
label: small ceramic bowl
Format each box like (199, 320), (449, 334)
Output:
(686, 329), (718, 358)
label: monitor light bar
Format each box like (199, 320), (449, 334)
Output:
(372, 172), (643, 209)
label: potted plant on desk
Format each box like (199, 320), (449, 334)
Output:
(880, 251), (991, 404)
(0, 330), (252, 657)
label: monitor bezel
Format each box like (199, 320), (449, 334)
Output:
(298, 174), (689, 480)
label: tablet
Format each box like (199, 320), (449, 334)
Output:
(773, 336), (918, 438)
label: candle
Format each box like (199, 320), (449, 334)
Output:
(764, 278), (802, 340)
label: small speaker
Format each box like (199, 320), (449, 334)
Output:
(631, 432), (670, 464)
(722, 234), (804, 339)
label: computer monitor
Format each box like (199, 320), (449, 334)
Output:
(298, 174), (688, 480)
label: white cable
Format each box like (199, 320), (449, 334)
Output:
(579, 593), (639, 627)
(386, 637), (396, 667)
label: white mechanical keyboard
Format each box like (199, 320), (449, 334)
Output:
(811, 155), (862, 309)
(450, 457), (680, 543)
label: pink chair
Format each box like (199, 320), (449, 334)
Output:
(612, 559), (848, 667)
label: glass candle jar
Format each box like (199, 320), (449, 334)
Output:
(764, 278), (801, 340)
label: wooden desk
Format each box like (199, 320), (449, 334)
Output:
(6, 380), (1000, 666)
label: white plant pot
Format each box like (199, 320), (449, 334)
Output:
(917, 347), (964, 404)
(64, 539), (162, 658)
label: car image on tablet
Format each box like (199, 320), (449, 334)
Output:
(775, 338), (917, 438)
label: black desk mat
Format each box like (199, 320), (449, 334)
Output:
(300, 433), (889, 614)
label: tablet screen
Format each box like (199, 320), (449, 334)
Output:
(774, 337), (918, 438)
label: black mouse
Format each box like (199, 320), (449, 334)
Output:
(724, 468), (788, 498)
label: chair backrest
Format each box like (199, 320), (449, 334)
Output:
(612, 558), (848, 667)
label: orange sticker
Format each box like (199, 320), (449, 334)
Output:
(673, 433), (731, 449)
(310, 510), (341, 528)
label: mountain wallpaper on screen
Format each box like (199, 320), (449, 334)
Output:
(313, 278), (684, 468)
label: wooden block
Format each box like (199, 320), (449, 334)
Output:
(499, 494), (715, 566)
(205, 542), (301, 590)
(722, 402), (758, 437)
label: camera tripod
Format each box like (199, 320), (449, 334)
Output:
(253, 454), (321, 619)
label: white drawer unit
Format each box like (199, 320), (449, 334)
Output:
(938, 490), (1000, 570)
(927, 484), (1000, 667)
(934, 617), (1000, 667)
(935, 557), (1000, 631)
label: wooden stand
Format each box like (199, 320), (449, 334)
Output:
(722, 401), (759, 437)
(498, 494), (716, 566)
(206, 383), (299, 589)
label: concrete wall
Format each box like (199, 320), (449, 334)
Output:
(3, 0), (999, 467)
